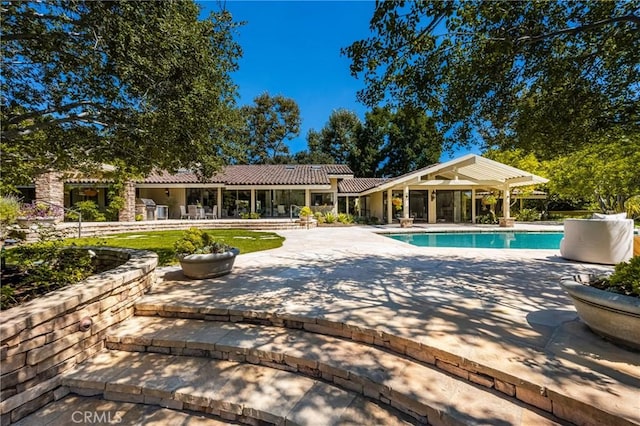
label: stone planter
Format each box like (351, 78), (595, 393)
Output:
(499, 218), (515, 228)
(559, 274), (640, 351)
(399, 217), (414, 228)
(178, 248), (240, 279)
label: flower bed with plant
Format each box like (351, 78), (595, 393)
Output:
(1, 226), (95, 309)
(588, 256), (640, 298)
(18, 201), (62, 221)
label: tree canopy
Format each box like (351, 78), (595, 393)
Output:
(1, 0), (243, 188)
(546, 130), (640, 213)
(343, 1), (640, 159)
(296, 106), (440, 177)
(240, 93), (301, 164)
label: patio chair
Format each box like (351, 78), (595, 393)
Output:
(179, 205), (192, 220)
(277, 205), (286, 216)
(187, 205), (201, 220)
(205, 205), (217, 219)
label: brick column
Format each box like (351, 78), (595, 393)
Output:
(118, 181), (136, 222)
(34, 171), (65, 222)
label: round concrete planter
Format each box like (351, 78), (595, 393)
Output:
(559, 274), (640, 351)
(178, 248), (239, 279)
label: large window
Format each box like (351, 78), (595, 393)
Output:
(272, 190), (304, 217)
(311, 192), (333, 207)
(222, 190), (250, 217)
(436, 190), (472, 223)
(409, 190), (429, 220)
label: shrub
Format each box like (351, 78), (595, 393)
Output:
(314, 211), (325, 224)
(65, 201), (106, 222)
(626, 195), (640, 220)
(241, 212), (261, 219)
(0, 195), (21, 238)
(606, 256), (640, 297)
(0, 195), (21, 224)
(323, 212), (337, 224)
(476, 214), (497, 224)
(337, 213), (353, 224)
(3, 228), (95, 309)
(515, 208), (540, 222)
(299, 206), (313, 217)
(356, 216), (380, 225)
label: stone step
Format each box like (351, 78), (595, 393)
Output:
(131, 302), (640, 426)
(60, 350), (414, 426)
(13, 394), (235, 426)
(105, 316), (562, 426)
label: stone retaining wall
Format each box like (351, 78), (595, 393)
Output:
(0, 248), (158, 425)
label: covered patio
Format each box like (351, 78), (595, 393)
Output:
(356, 154), (548, 225)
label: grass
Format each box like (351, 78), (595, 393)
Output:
(63, 229), (285, 266)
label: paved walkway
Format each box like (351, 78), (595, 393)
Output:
(144, 224), (639, 424)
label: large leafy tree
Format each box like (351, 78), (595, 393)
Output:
(241, 93), (301, 164)
(546, 130), (640, 213)
(314, 109), (362, 166)
(343, 1), (639, 159)
(1, 0), (243, 188)
(379, 105), (441, 177)
(293, 130), (337, 165)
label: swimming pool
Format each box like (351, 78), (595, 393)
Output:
(386, 232), (564, 249)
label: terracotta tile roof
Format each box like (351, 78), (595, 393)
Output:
(142, 164), (353, 185)
(143, 169), (203, 184)
(338, 178), (387, 194)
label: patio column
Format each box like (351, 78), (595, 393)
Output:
(217, 188), (222, 217)
(34, 170), (65, 222)
(387, 188), (393, 224)
(471, 188), (476, 223)
(345, 196), (349, 215)
(403, 186), (409, 218)
(428, 190), (437, 224)
(118, 181), (136, 222)
(305, 188), (311, 207)
(250, 189), (256, 213)
(502, 185), (511, 218)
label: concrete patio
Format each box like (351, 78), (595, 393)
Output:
(17, 224), (640, 425)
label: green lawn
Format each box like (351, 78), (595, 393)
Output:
(64, 229), (285, 266)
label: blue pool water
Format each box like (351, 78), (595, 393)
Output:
(386, 232), (564, 249)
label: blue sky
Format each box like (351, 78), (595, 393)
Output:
(199, 1), (375, 154)
(198, 1), (479, 160)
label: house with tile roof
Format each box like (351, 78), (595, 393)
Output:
(29, 154), (547, 224)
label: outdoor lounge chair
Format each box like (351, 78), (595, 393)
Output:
(560, 216), (634, 265)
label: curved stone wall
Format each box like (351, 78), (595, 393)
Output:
(0, 248), (158, 424)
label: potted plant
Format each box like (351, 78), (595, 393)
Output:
(559, 256), (639, 350)
(174, 227), (239, 279)
(298, 206), (314, 224)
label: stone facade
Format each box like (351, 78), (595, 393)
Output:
(33, 171), (65, 222)
(0, 248), (157, 424)
(118, 181), (137, 222)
